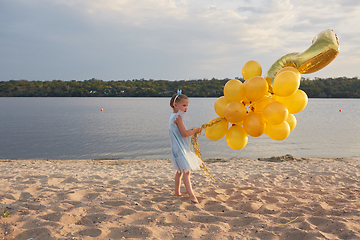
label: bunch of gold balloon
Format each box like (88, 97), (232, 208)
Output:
(203, 29), (340, 150)
(205, 62), (305, 150)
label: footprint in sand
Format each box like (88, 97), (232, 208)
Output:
(13, 228), (53, 240)
(107, 226), (152, 239)
(76, 213), (110, 226)
(76, 228), (102, 238)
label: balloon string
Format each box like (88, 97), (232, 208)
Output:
(278, 216), (299, 225)
(191, 117), (225, 181)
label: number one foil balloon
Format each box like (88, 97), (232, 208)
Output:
(265, 29), (339, 89)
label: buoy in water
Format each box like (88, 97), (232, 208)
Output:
(339, 109), (342, 112)
(100, 108), (103, 112)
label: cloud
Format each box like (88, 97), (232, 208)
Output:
(0, 0), (359, 80)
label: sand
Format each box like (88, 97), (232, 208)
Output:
(1, 156), (360, 240)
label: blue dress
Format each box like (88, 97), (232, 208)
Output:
(169, 111), (203, 173)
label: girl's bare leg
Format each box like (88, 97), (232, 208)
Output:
(175, 171), (183, 196)
(183, 171), (198, 203)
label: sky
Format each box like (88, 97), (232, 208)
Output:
(1, 0), (359, 81)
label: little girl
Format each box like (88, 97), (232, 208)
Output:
(169, 90), (202, 204)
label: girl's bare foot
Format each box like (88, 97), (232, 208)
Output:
(189, 195), (199, 204)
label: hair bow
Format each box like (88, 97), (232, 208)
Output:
(173, 89), (182, 104)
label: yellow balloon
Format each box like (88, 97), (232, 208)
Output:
(226, 125), (248, 150)
(243, 112), (266, 137)
(224, 79), (245, 102)
(224, 102), (247, 124)
(277, 89), (308, 114)
(266, 121), (290, 141)
(262, 101), (289, 125)
(205, 117), (229, 141)
(276, 66), (301, 79)
(252, 97), (275, 112)
(234, 121), (243, 126)
(286, 114), (297, 131)
(265, 29), (340, 85)
(242, 94), (251, 105)
(244, 76), (269, 102)
(242, 60), (262, 81)
(272, 71), (300, 97)
(214, 96), (228, 117)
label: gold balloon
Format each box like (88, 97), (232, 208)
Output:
(243, 111), (266, 137)
(262, 101), (289, 125)
(286, 114), (297, 131)
(242, 94), (251, 105)
(272, 71), (300, 97)
(252, 97), (275, 112)
(242, 60), (262, 81)
(277, 89), (308, 114)
(265, 29), (340, 86)
(226, 125), (248, 150)
(224, 102), (247, 124)
(276, 66), (301, 79)
(244, 76), (269, 102)
(205, 117), (229, 141)
(224, 79), (245, 102)
(266, 121), (290, 141)
(214, 96), (228, 117)
(233, 120), (243, 126)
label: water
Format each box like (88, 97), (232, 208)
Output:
(0, 97), (359, 160)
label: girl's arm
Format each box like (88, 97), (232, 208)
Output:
(175, 116), (201, 137)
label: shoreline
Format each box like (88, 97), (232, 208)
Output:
(1, 154), (358, 162)
(1, 157), (360, 239)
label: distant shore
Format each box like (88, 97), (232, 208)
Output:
(2, 77), (360, 98)
(1, 157), (360, 239)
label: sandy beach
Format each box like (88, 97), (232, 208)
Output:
(1, 156), (360, 240)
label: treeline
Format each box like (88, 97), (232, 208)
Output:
(0, 77), (359, 98)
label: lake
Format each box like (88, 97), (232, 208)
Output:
(0, 97), (359, 160)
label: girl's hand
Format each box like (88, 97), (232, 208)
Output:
(193, 127), (202, 134)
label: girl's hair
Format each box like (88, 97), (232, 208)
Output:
(170, 93), (188, 108)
